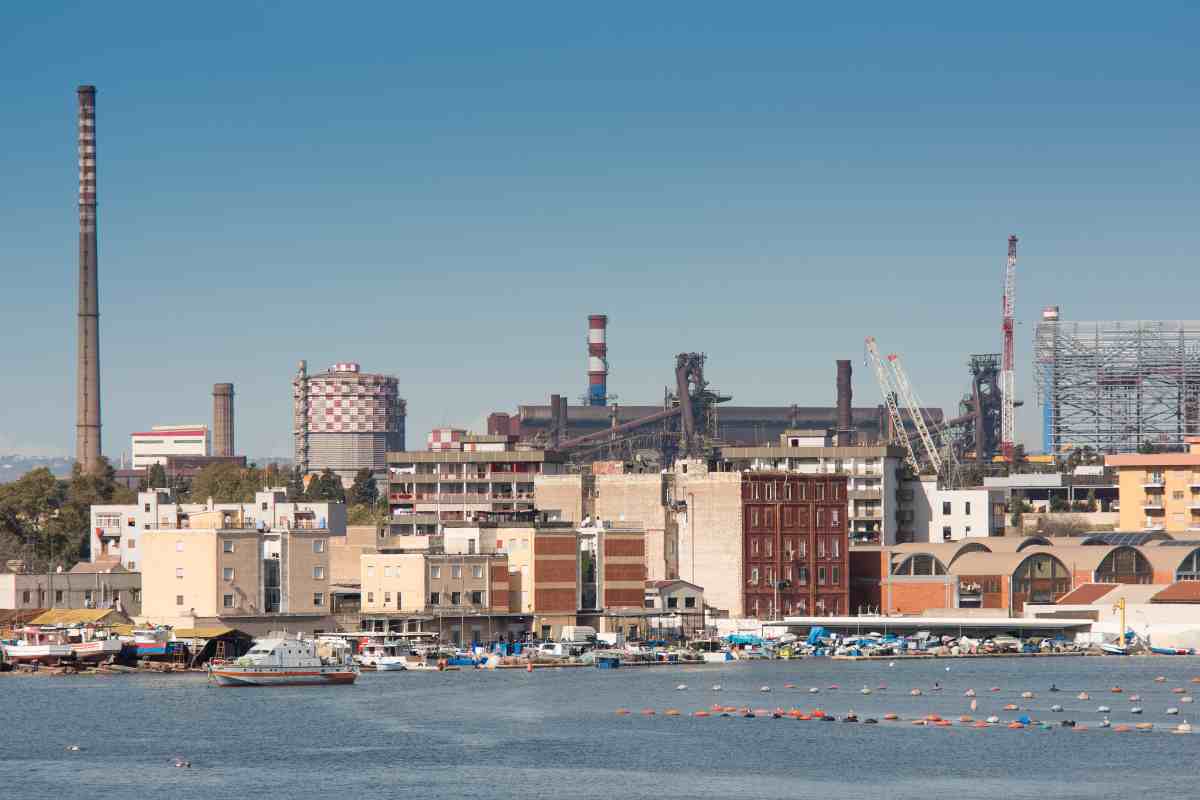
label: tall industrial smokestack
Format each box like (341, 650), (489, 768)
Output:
(587, 314), (608, 406)
(75, 85), (102, 474)
(835, 359), (853, 446)
(212, 383), (235, 457)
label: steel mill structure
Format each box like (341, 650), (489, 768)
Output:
(1000, 235), (1018, 460)
(1035, 308), (1200, 454)
(212, 383), (235, 457)
(76, 85), (102, 473)
(293, 361), (407, 484)
(586, 314), (609, 406)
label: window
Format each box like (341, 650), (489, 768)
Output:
(798, 539), (807, 558)
(313, 592), (324, 607)
(176, 567), (184, 579)
(784, 566), (792, 582)
(394, 592), (401, 608)
(312, 539), (325, 553)
(451, 591), (461, 605)
(471, 590), (484, 605)
(684, 596), (696, 609)
(430, 566), (441, 579)
(540, 625), (551, 639)
(1174, 491), (1185, 501)
(942, 526), (952, 541)
(942, 501), (952, 515)
(831, 509), (840, 527)
(176, 595), (184, 606)
(765, 539), (773, 558)
(128, 538), (136, 550)
(176, 541), (184, 552)
(831, 538), (839, 558)
(645, 596), (656, 609)
(751, 508), (760, 527)
(784, 483), (792, 500)
(144, 503), (151, 512)
(21, 590), (30, 604)
(261, 501), (268, 511)
(818, 566), (827, 585)
(667, 596), (679, 609)
(816, 509), (825, 529)
(472, 565), (483, 579)
(222, 540), (234, 553)
(965, 501), (972, 515)
(384, 592), (391, 604)
(367, 564), (375, 577)
(223, 567), (234, 581)
(451, 565), (462, 579)
(815, 484), (825, 500)
(817, 538), (826, 558)
(367, 592), (374, 603)
(832, 566), (840, 586)
(223, 594), (234, 608)
(127, 561), (136, 571)
(313, 566), (325, 580)
(749, 567), (760, 585)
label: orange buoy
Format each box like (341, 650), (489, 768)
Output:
(1136, 722), (1153, 731)
(911, 719), (926, 726)
(990, 687), (1001, 692)
(959, 715), (973, 723)
(784, 683), (796, 689)
(1113, 724), (1132, 732)
(693, 710), (710, 718)
(526, 663), (533, 673)
(883, 713), (899, 720)
(812, 709), (825, 718)
(616, 708), (631, 716)
(640, 708), (656, 716)
(665, 709), (681, 717)
(798, 713), (812, 721)
(723, 706), (738, 713)
(936, 720), (952, 727)
(1008, 722), (1024, 729)
(925, 714), (942, 722)
(1191, 677), (1200, 684)
(973, 721), (989, 728)
(1173, 687), (1187, 694)
(1111, 686), (1123, 693)
(1003, 704), (1019, 711)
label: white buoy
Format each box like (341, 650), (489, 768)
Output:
(760, 686), (771, 693)
(1097, 705), (1111, 713)
(945, 666), (951, 672)
(888, 661), (896, 667)
(1100, 717), (1111, 728)
(1131, 707), (1144, 715)
(964, 689), (976, 697)
(711, 684), (722, 691)
(1050, 704), (1063, 712)
(1182, 696), (1194, 704)
(1176, 721), (1193, 734)
(65, 745), (82, 752)
(1167, 707), (1180, 715)
(986, 715), (1000, 724)
(676, 684), (688, 691)
(809, 687), (820, 694)
(861, 687), (872, 695)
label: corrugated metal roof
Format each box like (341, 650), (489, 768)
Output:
(172, 627), (238, 639)
(1079, 532), (1172, 546)
(29, 609), (128, 625)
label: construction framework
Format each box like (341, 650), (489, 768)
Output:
(1035, 316), (1200, 454)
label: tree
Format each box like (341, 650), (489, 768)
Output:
(1138, 440), (1157, 455)
(307, 469), (346, 503)
(146, 462), (168, 489)
(286, 467), (307, 501)
(349, 468), (379, 507)
(189, 462), (260, 503)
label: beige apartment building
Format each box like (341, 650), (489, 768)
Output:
(1108, 439), (1200, 532)
(139, 508), (337, 631)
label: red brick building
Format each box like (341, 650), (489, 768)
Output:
(741, 472), (849, 618)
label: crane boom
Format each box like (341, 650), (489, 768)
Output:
(865, 337), (919, 472)
(1001, 235), (1018, 459)
(886, 352), (943, 475)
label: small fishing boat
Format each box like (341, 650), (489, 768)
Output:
(1, 626), (74, 664)
(353, 640), (410, 671)
(1100, 643), (1129, 656)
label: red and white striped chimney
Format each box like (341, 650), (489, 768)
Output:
(587, 314), (608, 407)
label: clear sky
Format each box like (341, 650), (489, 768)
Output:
(2, 3), (1197, 459)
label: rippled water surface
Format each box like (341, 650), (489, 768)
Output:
(3, 656), (1199, 799)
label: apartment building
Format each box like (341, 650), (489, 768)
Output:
(0, 561), (141, 615)
(907, 480), (1009, 542)
(1107, 439), (1200, 532)
(716, 431), (910, 545)
(386, 433), (565, 536)
(90, 487), (346, 570)
(139, 508), (337, 631)
(131, 424), (209, 468)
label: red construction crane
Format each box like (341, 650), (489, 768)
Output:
(1001, 235), (1018, 460)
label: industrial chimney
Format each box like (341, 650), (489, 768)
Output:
(835, 359), (854, 446)
(587, 314), (608, 406)
(212, 383), (235, 456)
(75, 85), (102, 473)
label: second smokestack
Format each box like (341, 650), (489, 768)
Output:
(836, 359), (853, 446)
(212, 383), (235, 456)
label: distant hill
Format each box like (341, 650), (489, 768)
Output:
(0, 455), (75, 482)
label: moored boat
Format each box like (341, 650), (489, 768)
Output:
(1, 626), (75, 664)
(208, 634), (358, 687)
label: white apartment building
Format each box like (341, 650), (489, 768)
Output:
(718, 430), (911, 545)
(907, 479), (1008, 542)
(131, 424), (210, 468)
(90, 487), (347, 571)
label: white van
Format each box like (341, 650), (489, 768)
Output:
(559, 625), (597, 643)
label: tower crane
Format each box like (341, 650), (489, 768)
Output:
(1001, 235), (1018, 460)
(865, 337), (919, 472)
(886, 352), (943, 476)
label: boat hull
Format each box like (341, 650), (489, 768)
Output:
(1, 644), (75, 664)
(72, 640), (124, 662)
(210, 667), (358, 687)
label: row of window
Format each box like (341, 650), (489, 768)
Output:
(20, 589), (138, 604)
(747, 481), (844, 502)
(216, 566), (326, 581)
(747, 565), (841, 586)
(221, 539), (326, 554)
(210, 593), (325, 608)
(748, 596), (840, 616)
(364, 563), (485, 579)
(747, 506), (843, 530)
(747, 536), (841, 559)
(644, 595), (698, 609)
(365, 590), (487, 607)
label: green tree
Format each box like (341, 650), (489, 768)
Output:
(146, 462), (168, 489)
(307, 469), (346, 503)
(349, 468), (379, 507)
(190, 462), (259, 503)
(286, 467), (307, 501)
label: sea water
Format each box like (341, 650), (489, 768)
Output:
(1, 656), (1197, 799)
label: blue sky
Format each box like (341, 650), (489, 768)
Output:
(2, 3), (1197, 459)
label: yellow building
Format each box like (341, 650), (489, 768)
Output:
(1107, 438), (1200, 533)
(139, 508), (335, 628)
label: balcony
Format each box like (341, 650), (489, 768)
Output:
(1142, 502), (1165, 512)
(1143, 477), (1165, 489)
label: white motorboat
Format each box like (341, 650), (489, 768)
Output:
(208, 634), (358, 687)
(354, 640), (411, 671)
(1, 626), (75, 664)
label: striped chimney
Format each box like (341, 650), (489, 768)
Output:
(76, 85), (102, 473)
(587, 314), (608, 407)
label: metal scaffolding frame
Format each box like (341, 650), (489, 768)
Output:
(1035, 319), (1200, 453)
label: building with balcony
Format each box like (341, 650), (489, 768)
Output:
(716, 431), (909, 545)
(89, 488), (346, 570)
(1106, 439), (1200, 532)
(386, 433), (565, 536)
(138, 509), (338, 634)
(0, 560), (141, 615)
(906, 480), (1009, 542)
